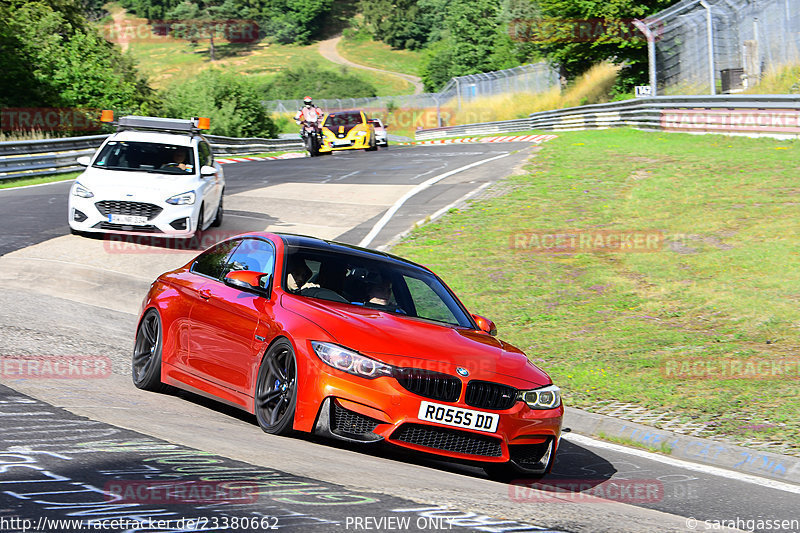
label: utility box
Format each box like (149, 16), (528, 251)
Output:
(721, 68), (745, 93)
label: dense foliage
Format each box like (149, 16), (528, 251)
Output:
(0, 0), (157, 114)
(162, 70), (277, 137)
(120, 0), (333, 45)
(260, 63), (378, 100)
(361, 0), (675, 91)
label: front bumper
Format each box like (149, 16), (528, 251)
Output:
(301, 356), (563, 472)
(319, 132), (372, 152)
(68, 196), (198, 238)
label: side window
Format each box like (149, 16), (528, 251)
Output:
(190, 239), (239, 279)
(223, 238), (276, 286)
(404, 276), (458, 324)
(198, 141), (211, 167)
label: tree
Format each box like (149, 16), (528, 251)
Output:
(163, 69), (277, 137)
(528, 0), (674, 83)
(166, 0), (241, 61)
(0, 0), (157, 117)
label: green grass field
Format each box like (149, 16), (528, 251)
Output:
(0, 172), (79, 189)
(105, 5), (416, 96)
(337, 36), (424, 77)
(393, 128), (800, 449)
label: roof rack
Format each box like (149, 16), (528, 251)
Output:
(115, 115), (209, 133)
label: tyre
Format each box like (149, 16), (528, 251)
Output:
(365, 136), (378, 151)
(191, 206), (205, 250)
(254, 339), (298, 435)
(211, 195), (223, 227)
(132, 309), (167, 392)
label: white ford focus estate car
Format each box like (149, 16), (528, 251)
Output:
(68, 115), (225, 238)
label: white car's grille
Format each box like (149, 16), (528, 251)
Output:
(95, 201), (163, 220)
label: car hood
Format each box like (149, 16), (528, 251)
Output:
(76, 166), (198, 202)
(281, 294), (551, 388)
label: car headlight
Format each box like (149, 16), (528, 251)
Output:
(518, 385), (561, 409)
(166, 191), (196, 205)
(356, 131), (367, 136)
(311, 341), (393, 379)
(72, 182), (94, 198)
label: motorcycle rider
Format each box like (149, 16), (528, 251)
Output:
(294, 96), (323, 128)
(294, 96), (324, 156)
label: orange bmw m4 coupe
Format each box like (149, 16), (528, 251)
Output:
(133, 232), (563, 477)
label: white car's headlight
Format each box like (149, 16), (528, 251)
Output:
(72, 182), (94, 198)
(166, 191), (196, 205)
(518, 385), (561, 409)
(311, 341), (393, 379)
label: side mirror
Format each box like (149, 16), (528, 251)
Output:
(200, 165), (217, 176)
(76, 156), (91, 167)
(224, 270), (270, 296)
(384, 124), (389, 129)
(472, 314), (497, 336)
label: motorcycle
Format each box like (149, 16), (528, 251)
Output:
(299, 119), (322, 157)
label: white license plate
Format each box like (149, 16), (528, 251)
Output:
(108, 214), (148, 225)
(418, 401), (499, 433)
(333, 140), (351, 146)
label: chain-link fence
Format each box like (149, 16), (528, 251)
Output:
(263, 62), (559, 114)
(644, 0), (800, 94)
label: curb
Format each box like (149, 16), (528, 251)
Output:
(217, 152), (306, 164)
(400, 134), (558, 145)
(564, 406), (800, 485)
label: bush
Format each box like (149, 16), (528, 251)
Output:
(163, 70), (276, 138)
(262, 62), (378, 100)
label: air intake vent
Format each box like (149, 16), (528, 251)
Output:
(391, 423), (502, 457)
(394, 368), (461, 403)
(465, 380), (518, 410)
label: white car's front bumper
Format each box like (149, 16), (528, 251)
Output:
(68, 196), (199, 238)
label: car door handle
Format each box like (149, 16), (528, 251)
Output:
(199, 289), (211, 300)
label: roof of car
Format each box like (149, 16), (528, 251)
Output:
(109, 130), (199, 147)
(235, 232), (431, 272)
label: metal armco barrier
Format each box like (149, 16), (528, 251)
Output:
(415, 95), (800, 140)
(0, 134), (304, 181)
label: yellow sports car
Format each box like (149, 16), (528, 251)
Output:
(319, 110), (377, 153)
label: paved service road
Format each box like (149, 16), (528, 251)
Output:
(0, 142), (796, 532)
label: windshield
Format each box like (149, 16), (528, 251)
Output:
(92, 141), (196, 174)
(283, 247), (473, 328)
(323, 112), (363, 128)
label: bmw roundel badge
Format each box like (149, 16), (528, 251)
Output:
(456, 367), (469, 377)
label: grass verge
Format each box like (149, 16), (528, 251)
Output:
(0, 172), (79, 190)
(392, 128), (800, 450)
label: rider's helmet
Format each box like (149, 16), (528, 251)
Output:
(303, 96), (313, 106)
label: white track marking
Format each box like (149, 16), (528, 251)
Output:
(358, 153), (511, 248)
(564, 433), (800, 495)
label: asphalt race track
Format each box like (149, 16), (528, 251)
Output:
(0, 143), (797, 532)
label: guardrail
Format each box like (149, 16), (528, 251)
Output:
(415, 95), (800, 140)
(0, 133), (304, 181)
